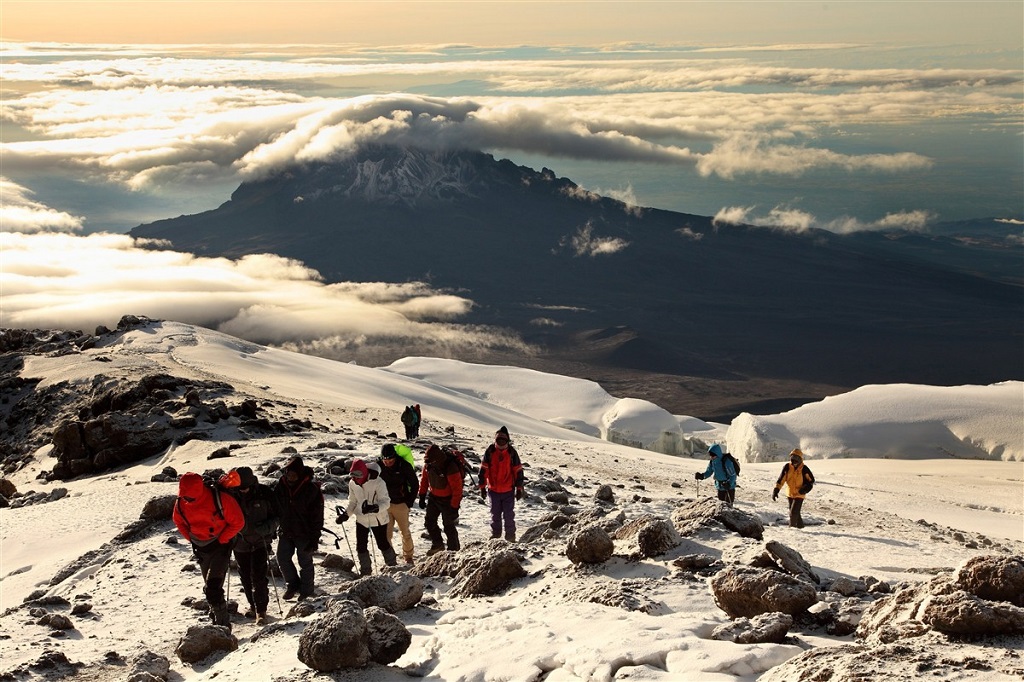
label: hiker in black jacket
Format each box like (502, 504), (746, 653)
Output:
(273, 456), (324, 601)
(227, 466), (280, 624)
(378, 444), (419, 563)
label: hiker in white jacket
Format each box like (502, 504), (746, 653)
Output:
(340, 458), (397, 574)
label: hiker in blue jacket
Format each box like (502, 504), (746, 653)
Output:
(694, 444), (737, 507)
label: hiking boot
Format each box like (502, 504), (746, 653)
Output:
(382, 546), (398, 567)
(490, 532), (501, 539)
(243, 604), (256, 618)
(298, 591), (314, 602)
(255, 612), (268, 626)
(404, 556), (415, 565)
(426, 545), (445, 556)
(358, 551), (372, 576)
(283, 587), (299, 601)
(211, 604), (232, 631)
(504, 532), (516, 542)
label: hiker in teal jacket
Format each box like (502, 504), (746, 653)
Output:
(694, 444), (737, 507)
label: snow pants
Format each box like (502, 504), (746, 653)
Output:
(487, 490), (516, 539)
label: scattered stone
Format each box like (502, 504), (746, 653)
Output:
(712, 611), (793, 644)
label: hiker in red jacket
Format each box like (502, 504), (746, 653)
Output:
(417, 443), (463, 554)
(173, 472), (245, 630)
(479, 426), (525, 541)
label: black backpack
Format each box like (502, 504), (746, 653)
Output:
(724, 452), (741, 476)
(441, 445), (473, 481)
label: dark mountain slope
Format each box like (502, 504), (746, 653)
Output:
(132, 146), (1023, 418)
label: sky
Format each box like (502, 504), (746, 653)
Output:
(0, 320), (1021, 680)
(1, 1), (1022, 347)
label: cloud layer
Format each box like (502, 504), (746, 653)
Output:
(0, 226), (524, 357)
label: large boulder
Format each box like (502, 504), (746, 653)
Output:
(612, 514), (681, 558)
(710, 566), (818, 618)
(297, 599), (370, 671)
(566, 525), (615, 565)
(174, 624), (237, 664)
(672, 498), (762, 539)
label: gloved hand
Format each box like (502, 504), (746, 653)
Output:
(772, 489), (779, 501)
(479, 487), (487, 501)
(798, 485), (811, 495)
(515, 487), (524, 501)
(336, 510), (349, 524)
(419, 495), (427, 509)
(361, 501), (379, 514)
(694, 472), (704, 481)
(406, 495), (417, 508)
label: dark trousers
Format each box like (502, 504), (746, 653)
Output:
(424, 494), (460, 550)
(356, 523), (393, 554)
(487, 490), (516, 538)
(717, 487), (736, 507)
(194, 541), (232, 607)
(277, 535), (315, 595)
(234, 546), (269, 613)
(788, 497), (805, 528)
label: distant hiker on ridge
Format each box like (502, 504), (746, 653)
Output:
(401, 405), (418, 440)
(273, 456), (324, 600)
(173, 472), (245, 631)
(773, 449), (815, 528)
(224, 466), (280, 625)
(418, 443), (463, 554)
(478, 426), (525, 541)
(339, 458), (398, 575)
(378, 443), (419, 564)
(694, 444), (738, 507)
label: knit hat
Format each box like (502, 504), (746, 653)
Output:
(381, 444), (397, 459)
(235, 466), (258, 489)
(708, 444), (723, 457)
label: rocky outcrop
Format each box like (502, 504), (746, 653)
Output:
(334, 572), (423, 613)
(672, 498), (763, 540)
(953, 555), (1024, 606)
(857, 555), (1024, 643)
(411, 545), (527, 597)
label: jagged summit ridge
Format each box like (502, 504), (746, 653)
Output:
(267, 145), (570, 209)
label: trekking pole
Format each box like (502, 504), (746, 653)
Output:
(265, 540), (284, 616)
(337, 518), (355, 562)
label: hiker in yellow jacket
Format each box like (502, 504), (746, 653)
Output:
(772, 449), (815, 528)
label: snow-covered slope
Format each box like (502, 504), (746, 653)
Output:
(1, 321), (1021, 682)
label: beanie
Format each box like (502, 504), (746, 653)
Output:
(496, 426), (510, 438)
(235, 466), (258, 489)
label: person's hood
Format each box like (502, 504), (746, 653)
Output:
(349, 458), (369, 485)
(284, 456), (306, 473)
(366, 461), (381, 479)
(425, 444), (443, 465)
(178, 472), (206, 500)
(708, 444), (723, 457)
(789, 448), (804, 464)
